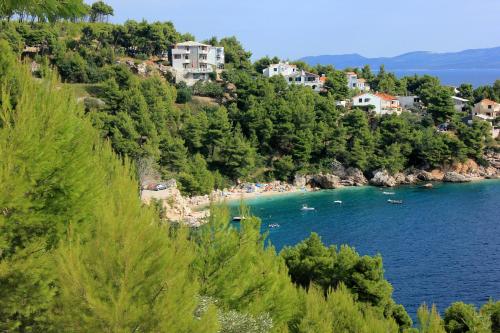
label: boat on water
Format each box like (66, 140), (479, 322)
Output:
(420, 183), (433, 189)
(387, 199), (403, 204)
(334, 200), (343, 204)
(232, 216), (246, 222)
(383, 191), (395, 195)
(301, 204), (315, 211)
(268, 223), (280, 228)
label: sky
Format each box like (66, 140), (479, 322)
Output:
(91, 0), (500, 60)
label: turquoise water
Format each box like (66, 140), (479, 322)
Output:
(229, 181), (500, 317)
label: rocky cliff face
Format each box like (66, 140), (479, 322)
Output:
(293, 163), (367, 189)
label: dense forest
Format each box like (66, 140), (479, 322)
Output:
(1, 3), (499, 196)
(1, 1), (500, 332)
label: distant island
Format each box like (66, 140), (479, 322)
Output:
(300, 46), (500, 70)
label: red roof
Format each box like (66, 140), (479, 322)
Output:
(319, 76), (327, 83)
(375, 92), (397, 101)
(480, 99), (499, 106)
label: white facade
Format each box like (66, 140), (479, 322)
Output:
(451, 96), (469, 112)
(346, 72), (370, 91)
(263, 63), (324, 92)
(397, 95), (421, 109)
(352, 92), (401, 115)
(170, 41), (224, 86)
(263, 62), (297, 77)
(286, 70), (323, 92)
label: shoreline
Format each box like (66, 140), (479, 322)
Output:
(190, 177), (500, 212)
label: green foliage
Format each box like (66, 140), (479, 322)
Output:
(192, 207), (300, 331)
(417, 303), (446, 333)
(298, 284), (399, 333)
(444, 302), (489, 333)
(280, 233), (409, 326)
(89, 1), (114, 23)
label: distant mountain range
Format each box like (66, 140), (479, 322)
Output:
(300, 47), (500, 70)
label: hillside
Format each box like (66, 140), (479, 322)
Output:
(300, 46), (500, 70)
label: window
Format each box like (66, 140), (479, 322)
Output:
(359, 98), (363, 103)
(289, 77), (293, 82)
(295, 77), (301, 82)
(174, 54), (181, 59)
(184, 55), (189, 59)
(364, 98), (370, 102)
(352, 84), (356, 87)
(488, 105), (492, 109)
(274, 68), (278, 71)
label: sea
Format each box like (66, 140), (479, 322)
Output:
(387, 69), (500, 87)
(229, 180), (500, 318)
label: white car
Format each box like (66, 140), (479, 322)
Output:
(155, 184), (167, 191)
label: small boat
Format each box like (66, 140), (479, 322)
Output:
(420, 183), (433, 189)
(232, 216), (246, 222)
(383, 191), (395, 195)
(334, 200), (343, 204)
(301, 204), (315, 211)
(387, 199), (403, 204)
(268, 223), (280, 228)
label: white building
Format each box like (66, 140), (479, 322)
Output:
(346, 71), (370, 91)
(286, 70), (324, 92)
(170, 41), (224, 86)
(451, 96), (469, 112)
(397, 95), (421, 110)
(263, 62), (324, 92)
(262, 62), (297, 77)
(352, 92), (402, 115)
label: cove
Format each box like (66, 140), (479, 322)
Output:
(229, 180), (500, 317)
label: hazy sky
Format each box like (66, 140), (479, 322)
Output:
(92, 0), (500, 60)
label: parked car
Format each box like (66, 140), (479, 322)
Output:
(155, 184), (167, 191)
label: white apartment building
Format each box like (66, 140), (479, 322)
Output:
(263, 62), (297, 77)
(451, 96), (469, 112)
(263, 62), (324, 92)
(286, 70), (324, 92)
(352, 92), (402, 115)
(346, 72), (370, 91)
(170, 41), (224, 86)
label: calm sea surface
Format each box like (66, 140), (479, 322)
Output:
(229, 180), (500, 317)
(388, 69), (500, 87)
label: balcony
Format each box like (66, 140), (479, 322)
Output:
(185, 67), (214, 74)
(172, 48), (190, 55)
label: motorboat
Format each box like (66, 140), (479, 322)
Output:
(268, 223), (280, 228)
(301, 204), (315, 211)
(383, 191), (395, 195)
(232, 216), (246, 222)
(387, 199), (403, 204)
(334, 200), (343, 204)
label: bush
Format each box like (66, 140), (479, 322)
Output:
(176, 82), (192, 103)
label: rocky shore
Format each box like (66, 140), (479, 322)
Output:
(142, 154), (500, 227)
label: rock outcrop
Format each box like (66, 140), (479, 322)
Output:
(311, 174), (341, 189)
(443, 172), (471, 183)
(370, 170), (397, 187)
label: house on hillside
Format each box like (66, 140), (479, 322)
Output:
(472, 99), (499, 120)
(286, 70), (324, 92)
(346, 72), (370, 91)
(263, 62), (297, 77)
(470, 99), (500, 138)
(352, 92), (402, 115)
(169, 41), (224, 86)
(451, 96), (469, 112)
(397, 95), (421, 110)
(263, 62), (324, 92)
